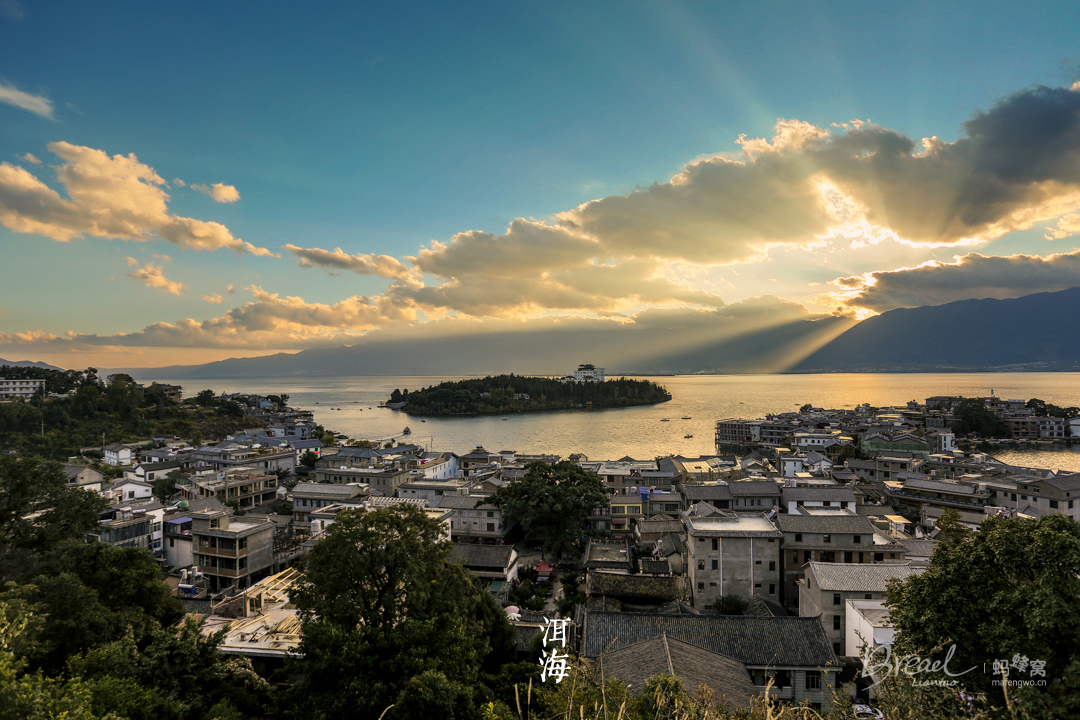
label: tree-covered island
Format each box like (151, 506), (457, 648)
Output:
(388, 374), (671, 416)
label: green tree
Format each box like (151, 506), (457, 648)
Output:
(485, 461), (608, 561)
(800, 403), (814, 413)
(195, 389), (217, 407)
(951, 398), (1008, 437)
(886, 514), (1080, 715)
(152, 474), (178, 503)
(0, 455), (106, 555)
(287, 505), (512, 719)
(299, 450), (319, 468)
(267, 394), (290, 408)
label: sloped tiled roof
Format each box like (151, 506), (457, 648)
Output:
(581, 611), (838, 667)
(586, 572), (685, 601)
(775, 514), (875, 534)
(728, 481), (781, 497)
(681, 484), (734, 502)
(745, 594), (788, 618)
(806, 561), (922, 592)
(600, 634), (757, 710)
(450, 543), (514, 569)
(781, 487), (856, 502)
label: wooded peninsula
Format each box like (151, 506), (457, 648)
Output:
(389, 375), (671, 416)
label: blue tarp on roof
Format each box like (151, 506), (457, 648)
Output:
(166, 516), (192, 524)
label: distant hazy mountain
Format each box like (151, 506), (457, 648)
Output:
(116, 314), (854, 380)
(0, 358), (64, 371)
(792, 287), (1080, 373)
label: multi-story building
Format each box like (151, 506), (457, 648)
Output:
(88, 506), (153, 550)
(178, 467), (279, 509)
(193, 441), (296, 473)
(777, 512), (908, 613)
(715, 419), (759, 447)
(437, 493), (506, 543)
(313, 464), (411, 494)
(291, 482), (369, 531)
(800, 562), (922, 656)
(573, 364), (605, 382)
(190, 509), (275, 592)
(0, 377), (45, 400)
(682, 504), (782, 609)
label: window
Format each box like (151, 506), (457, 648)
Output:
(711, 559), (718, 570)
(754, 583), (761, 588)
(805, 671), (821, 690)
(833, 615), (841, 630)
(1070, 501), (1074, 509)
(1011, 493), (1017, 501)
(697, 583), (704, 593)
(711, 538), (718, 551)
(709, 582), (717, 587)
(486, 511), (494, 517)
(823, 501), (830, 507)
(769, 583), (775, 594)
(823, 534), (831, 543)
(804, 550), (812, 562)
(833, 593), (841, 605)
(698, 560), (705, 570)
(874, 552), (884, 562)
(795, 533), (802, 542)
(769, 560), (775, 571)
(844, 551), (853, 563)
(755, 560), (762, 565)
(486, 523), (495, 532)
(169, 538), (174, 547)
(1050, 500), (1059, 509)
(239, 538), (247, 550)
(853, 535), (861, 544)
(768, 538), (775, 542)
(864, 594), (872, 599)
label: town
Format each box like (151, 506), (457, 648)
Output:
(1, 372), (1077, 719)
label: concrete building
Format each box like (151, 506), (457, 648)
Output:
(190, 509), (276, 592)
(799, 562), (922, 656)
(845, 599), (895, 657)
(573, 363), (605, 382)
(0, 377), (45, 399)
(682, 504), (782, 609)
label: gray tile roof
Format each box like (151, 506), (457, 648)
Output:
(437, 494), (496, 510)
(745, 594), (788, 618)
(449, 543), (514, 569)
(601, 634), (757, 710)
(806, 562), (922, 592)
(896, 539), (938, 557)
(636, 518), (685, 535)
(781, 487), (856, 502)
(775, 514), (875, 534)
(581, 611), (838, 668)
(1042, 474), (1080, 492)
(681, 484), (734, 502)
(586, 572), (685, 601)
(728, 481), (781, 497)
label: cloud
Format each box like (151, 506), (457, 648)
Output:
(283, 244), (413, 280)
(824, 249), (1080, 313)
(0, 82), (55, 120)
(17, 152), (39, 164)
(1046, 213), (1080, 240)
(125, 258), (188, 295)
(226, 284), (235, 294)
(192, 182), (240, 203)
(0, 142), (276, 255)
(172, 178), (186, 187)
(0, 286), (419, 352)
(202, 293), (223, 303)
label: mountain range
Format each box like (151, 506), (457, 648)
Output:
(8, 288), (1078, 379)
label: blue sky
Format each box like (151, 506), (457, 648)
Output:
(3, 1), (1080, 368)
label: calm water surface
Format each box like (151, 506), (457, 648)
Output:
(156, 373), (1080, 470)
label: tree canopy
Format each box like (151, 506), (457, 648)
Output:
(950, 398), (1008, 437)
(287, 505), (518, 719)
(485, 461), (609, 561)
(886, 514), (1080, 716)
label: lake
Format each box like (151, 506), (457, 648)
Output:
(155, 373), (1080, 471)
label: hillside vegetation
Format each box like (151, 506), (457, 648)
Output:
(391, 374), (671, 416)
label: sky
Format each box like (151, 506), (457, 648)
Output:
(2, 0), (1080, 370)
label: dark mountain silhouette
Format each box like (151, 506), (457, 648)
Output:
(792, 287), (1080, 372)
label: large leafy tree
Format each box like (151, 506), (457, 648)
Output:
(485, 460), (608, 561)
(950, 398), (1008, 437)
(287, 505), (512, 720)
(886, 514), (1080, 716)
(0, 454), (106, 556)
